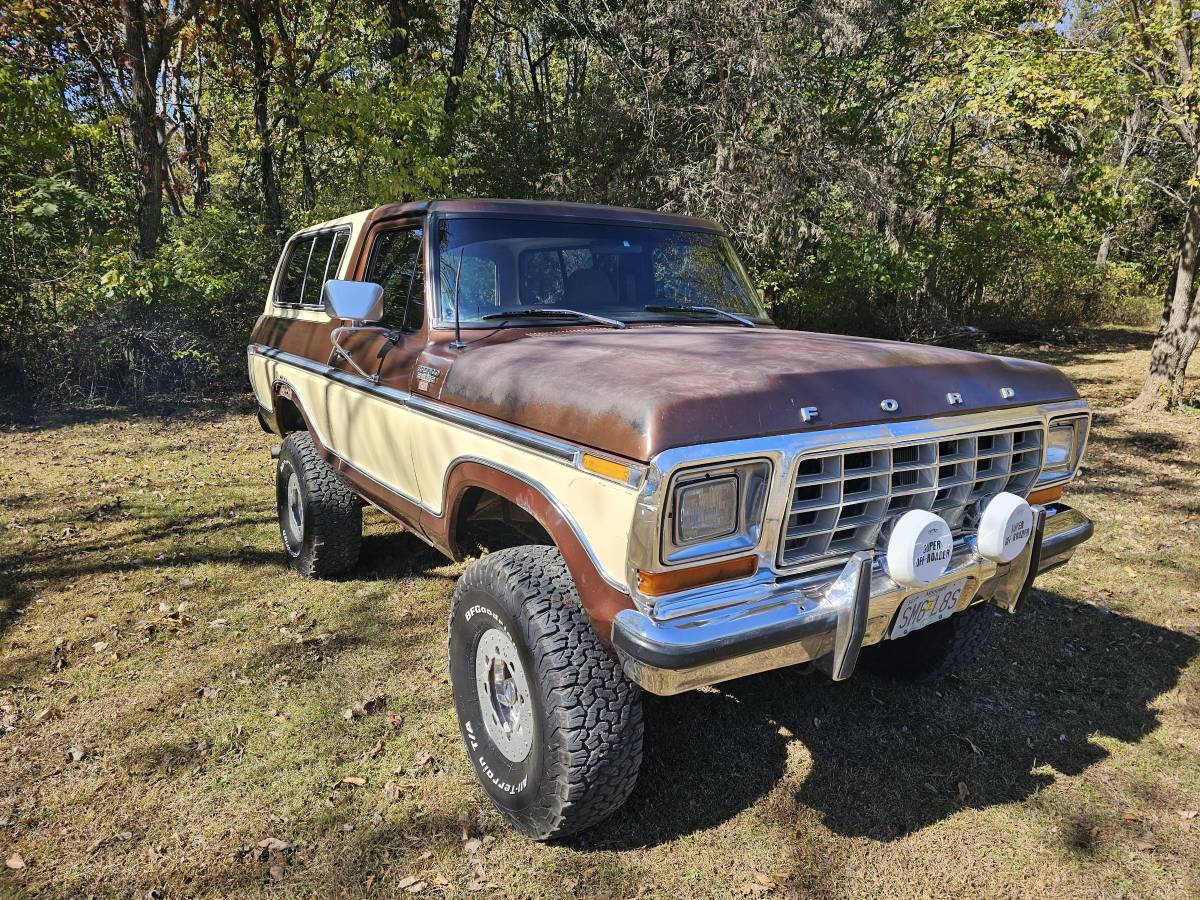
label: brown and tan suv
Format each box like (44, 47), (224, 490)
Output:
(247, 200), (1093, 838)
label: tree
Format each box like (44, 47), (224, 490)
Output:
(235, 0), (284, 234)
(68, 0), (205, 260)
(440, 0), (478, 156)
(1114, 0), (1200, 410)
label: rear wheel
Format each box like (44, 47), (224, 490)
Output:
(275, 431), (361, 578)
(861, 601), (995, 681)
(448, 545), (643, 839)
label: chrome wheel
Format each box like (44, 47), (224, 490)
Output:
(475, 626), (533, 762)
(282, 464), (304, 552)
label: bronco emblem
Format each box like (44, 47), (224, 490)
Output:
(416, 365), (441, 391)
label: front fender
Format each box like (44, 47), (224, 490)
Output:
(434, 459), (635, 643)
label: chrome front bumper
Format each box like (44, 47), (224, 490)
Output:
(611, 503), (1093, 695)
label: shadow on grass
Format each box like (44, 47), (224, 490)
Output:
(0, 394), (257, 433)
(583, 590), (1197, 848)
(0, 567), (32, 641)
(357, 531), (459, 583)
(978, 327), (1151, 369)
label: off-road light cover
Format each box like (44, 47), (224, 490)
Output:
(674, 475), (739, 544)
(976, 491), (1034, 563)
(886, 509), (953, 587)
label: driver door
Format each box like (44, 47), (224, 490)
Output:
(323, 222), (428, 509)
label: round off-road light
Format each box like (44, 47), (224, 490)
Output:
(886, 509), (953, 587)
(976, 492), (1034, 563)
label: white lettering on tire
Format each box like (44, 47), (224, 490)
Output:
(476, 754), (528, 794)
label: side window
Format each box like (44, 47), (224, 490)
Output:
(458, 255), (499, 318)
(327, 231), (349, 278)
(439, 248), (499, 320)
(275, 229), (349, 307)
(367, 227), (425, 331)
(301, 232), (336, 306)
(277, 235), (314, 305)
(653, 238), (722, 306)
(561, 248), (593, 279)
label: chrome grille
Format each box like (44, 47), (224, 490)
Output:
(778, 423), (1044, 568)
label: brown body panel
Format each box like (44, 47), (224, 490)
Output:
(434, 462), (635, 639)
(369, 198), (721, 233)
(429, 325), (1080, 461)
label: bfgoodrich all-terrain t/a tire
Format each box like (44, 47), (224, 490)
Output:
(448, 545), (643, 840)
(275, 431), (362, 578)
(860, 600), (996, 681)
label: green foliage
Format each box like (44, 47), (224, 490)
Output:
(0, 1), (1174, 414)
(299, 72), (461, 216)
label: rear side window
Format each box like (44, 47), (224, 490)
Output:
(278, 236), (312, 305)
(275, 228), (350, 308)
(368, 227), (425, 330)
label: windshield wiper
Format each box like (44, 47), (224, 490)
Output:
(480, 308), (627, 329)
(643, 304), (756, 328)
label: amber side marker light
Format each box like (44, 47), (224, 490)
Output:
(581, 453), (634, 484)
(638, 555), (758, 597)
(1028, 485), (1064, 506)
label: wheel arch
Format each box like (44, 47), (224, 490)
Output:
(271, 379), (308, 435)
(440, 458), (635, 642)
(260, 381), (636, 642)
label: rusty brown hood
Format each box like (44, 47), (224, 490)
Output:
(433, 325), (1080, 461)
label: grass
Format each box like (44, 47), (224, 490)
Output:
(1, 326), (1198, 898)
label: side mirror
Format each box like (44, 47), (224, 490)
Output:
(323, 279), (384, 323)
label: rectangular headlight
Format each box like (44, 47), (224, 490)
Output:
(1044, 423), (1076, 472)
(675, 476), (739, 544)
(660, 459), (771, 566)
(1039, 415), (1088, 483)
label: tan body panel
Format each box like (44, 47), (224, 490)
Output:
(247, 351), (639, 594)
(257, 359), (423, 502)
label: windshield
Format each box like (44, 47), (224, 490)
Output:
(435, 217), (771, 326)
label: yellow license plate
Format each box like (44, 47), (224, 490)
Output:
(890, 579), (967, 639)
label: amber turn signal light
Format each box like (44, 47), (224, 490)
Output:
(637, 555), (758, 597)
(581, 452), (635, 485)
(1027, 485), (1063, 506)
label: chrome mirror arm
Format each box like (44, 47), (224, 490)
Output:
(329, 325), (388, 385)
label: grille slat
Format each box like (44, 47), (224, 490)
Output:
(778, 424), (1044, 568)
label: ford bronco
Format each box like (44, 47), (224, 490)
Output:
(247, 200), (1093, 838)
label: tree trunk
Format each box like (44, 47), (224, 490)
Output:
(123, 0), (163, 261)
(387, 0), (410, 63)
(298, 126), (316, 212)
(1095, 230), (1114, 271)
(1134, 152), (1200, 411)
(241, 1), (284, 236)
(919, 115), (957, 307)
(1168, 292), (1200, 406)
(440, 0), (477, 155)
(177, 40), (210, 209)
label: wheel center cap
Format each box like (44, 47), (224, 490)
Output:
(498, 678), (518, 708)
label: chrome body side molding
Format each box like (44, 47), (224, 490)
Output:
(248, 344), (583, 464)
